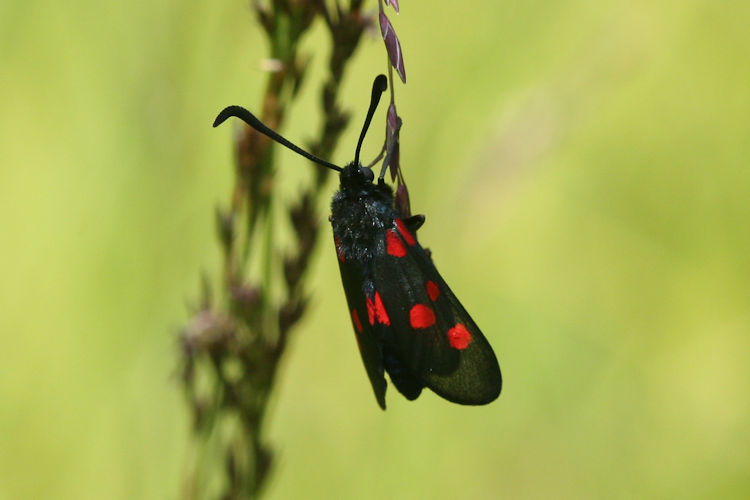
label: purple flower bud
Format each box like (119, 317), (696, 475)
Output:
(395, 183), (412, 218)
(385, 103), (402, 180)
(389, 140), (400, 181)
(385, 0), (400, 13)
(379, 12), (406, 83)
(387, 103), (398, 132)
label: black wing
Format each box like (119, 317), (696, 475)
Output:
(371, 218), (502, 405)
(334, 236), (387, 409)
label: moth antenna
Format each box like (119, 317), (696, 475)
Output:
(354, 75), (388, 167)
(213, 105), (342, 172)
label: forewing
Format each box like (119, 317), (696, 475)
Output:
(371, 219), (502, 405)
(334, 237), (387, 409)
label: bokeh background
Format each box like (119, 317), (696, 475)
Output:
(2, 0), (749, 498)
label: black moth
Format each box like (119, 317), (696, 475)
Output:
(213, 75), (502, 409)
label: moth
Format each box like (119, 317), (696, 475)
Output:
(214, 75), (502, 408)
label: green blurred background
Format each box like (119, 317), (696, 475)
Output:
(2, 0), (749, 498)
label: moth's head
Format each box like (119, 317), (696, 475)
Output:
(340, 162), (375, 186)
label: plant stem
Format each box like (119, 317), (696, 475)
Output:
(180, 2), (369, 498)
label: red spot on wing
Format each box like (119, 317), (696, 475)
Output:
(386, 229), (407, 257)
(366, 291), (391, 326)
(426, 280), (439, 301)
(395, 218), (416, 246)
(334, 236), (346, 262)
(373, 291), (391, 325)
(351, 309), (363, 333)
(447, 323), (472, 350)
(409, 304), (436, 329)
(366, 296), (376, 325)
